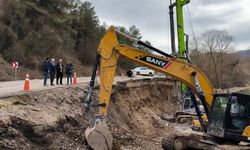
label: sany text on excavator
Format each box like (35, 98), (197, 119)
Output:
(83, 26), (250, 149)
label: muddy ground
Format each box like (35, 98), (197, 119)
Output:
(1, 78), (249, 150)
(0, 78), (179, 150)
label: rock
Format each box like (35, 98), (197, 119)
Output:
(63, 123), (72, 131)
(33, 125), (46, 136)
(7, 127), (19, 136)
(34, 96), (38, 101)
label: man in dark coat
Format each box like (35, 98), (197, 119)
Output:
(56, 59), (64, 85)
(43, 58), (50, 86)
(50, 58), (56, 85)
(65, 62), (74, 85)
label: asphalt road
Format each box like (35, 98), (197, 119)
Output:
(1, 75), (247, 98)
(0, 76), (153, 98)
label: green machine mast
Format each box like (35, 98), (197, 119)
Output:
(169, 0), (190, 59)
(169, 0), (190, 94)
(176, 0), (190, 58)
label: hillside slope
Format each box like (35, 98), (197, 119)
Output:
(0, 0), (104, 80)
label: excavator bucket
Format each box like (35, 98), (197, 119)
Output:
(85, 118), (113, 150)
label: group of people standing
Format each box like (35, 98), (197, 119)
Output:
(43, 58), (74, 86)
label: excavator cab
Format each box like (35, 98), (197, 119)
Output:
(207, 93), (250, 142)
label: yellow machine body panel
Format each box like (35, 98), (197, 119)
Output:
(97, 26), (213, 116)
(98, 27), (119, 116)
(243, 126), (250, 137)
(115, 44), (213, 106)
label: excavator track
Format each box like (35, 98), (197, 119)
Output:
(162, 132), (177, 150)
(162, 132), (217, 150)
(162, 132), (250, 150)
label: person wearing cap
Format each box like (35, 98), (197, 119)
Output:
(43, 58), (50, 86)
(50, 58), (56, 86)
(56, 59), (64, 85)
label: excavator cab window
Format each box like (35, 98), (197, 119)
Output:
(207, 95), (228, 137)
(183, 97), (193, 109)
(247, 102), (250, 118)
(226, 93), (250, 132)
(211, 96), (228, 121)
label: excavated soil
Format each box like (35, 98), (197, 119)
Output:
(0, 78), (179, 150)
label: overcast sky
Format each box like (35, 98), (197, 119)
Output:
(88, 0), (250, 53)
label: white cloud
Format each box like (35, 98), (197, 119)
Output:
(89, 0), (250, 51)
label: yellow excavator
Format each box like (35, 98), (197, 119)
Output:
(83, 26), (250, 149)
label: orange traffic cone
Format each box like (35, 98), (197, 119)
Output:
(23, 73), (30, 91)
(73, 72), (77, 84)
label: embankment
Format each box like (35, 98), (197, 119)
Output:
(0, 78), (178, 150)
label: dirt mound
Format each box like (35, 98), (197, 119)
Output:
(0, 86), (88, 150)
(108, 79), (178, 149)
(0, 78), (178, 149)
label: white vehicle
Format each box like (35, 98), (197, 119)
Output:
(132, 67), (154, 76)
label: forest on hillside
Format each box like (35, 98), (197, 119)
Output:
(0, 0), (144, 79)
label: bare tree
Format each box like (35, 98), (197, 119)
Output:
(190, 29), (243, 88)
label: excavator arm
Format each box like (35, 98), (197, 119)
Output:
(98, 26), (213, 115)
(84, 26), (214, 149)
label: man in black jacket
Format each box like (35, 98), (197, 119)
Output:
(65, 62), (74, 85)
(43, 58), (50, 86)
(50, 58), (56, 85)
(56, 59), (64, 85)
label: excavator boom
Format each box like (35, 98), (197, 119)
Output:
(84, 26), (214, 149)
(98, 27), (213, 115)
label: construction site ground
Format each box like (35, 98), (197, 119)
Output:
(0, 77), (250, 150)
